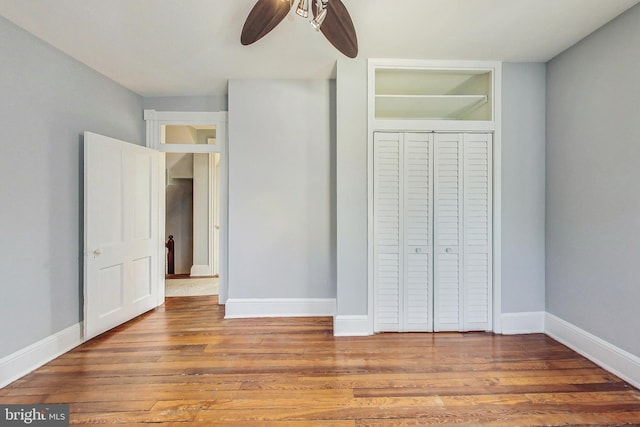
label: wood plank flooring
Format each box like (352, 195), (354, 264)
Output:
(2, 296), (639, 425)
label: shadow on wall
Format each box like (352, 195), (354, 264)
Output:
(166, 178), (193, 275)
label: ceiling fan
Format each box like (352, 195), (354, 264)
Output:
(241, 0), (358, 58)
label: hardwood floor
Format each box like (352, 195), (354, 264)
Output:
(2, 296), (639, 426)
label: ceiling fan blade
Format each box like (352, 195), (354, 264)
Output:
(316, 0), (358, 58)
(241, 0), (291, 46)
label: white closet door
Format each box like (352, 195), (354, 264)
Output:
(403, 133), (433, 331)
(373, 133), (402, 331)
(433, 133), (492, 332)
(463, 133), (492, 330)
(374, 132), (491, 333)
(433, 133), (464, 331)
(374, 132), (433, 332)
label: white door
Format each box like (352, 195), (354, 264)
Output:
(373, 132), (433, 332)
(403, 133), (433, 331)
(83, 132), (163, 340)
(462, 133), (492, 331)
(373, 132), (402, 332)
(433, 133), (464, 331)
(433, 133), (492, 331)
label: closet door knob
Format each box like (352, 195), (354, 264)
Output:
(415, 248), (422, 253)
(445, 248), (452, 253)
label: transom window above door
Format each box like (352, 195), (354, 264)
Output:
(163, 125), (217, 146)
(144, 110), (227, 153)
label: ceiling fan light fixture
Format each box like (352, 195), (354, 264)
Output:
(241, 0), (358, 58)
(310, 8), (327, 31)
(295, 0), (309, 18)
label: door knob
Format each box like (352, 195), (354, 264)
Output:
(415, 248), (422, 253)
(445, 248), (452, 253)
(93, 248), (102, 256)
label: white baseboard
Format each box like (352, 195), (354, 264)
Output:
(224, 298), (336, 319)
(501, 311), (545, 335)
(545, 313), (640, 390)
(333, 315), (371, 336)
(0, 323), (83, 388)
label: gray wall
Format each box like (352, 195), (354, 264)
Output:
(227, 79), (336, 299)
(335, 58), (369, 315)
(501, 63), (546, 313)
(546, 4), (640, 356)
(0, 16), (143, 358)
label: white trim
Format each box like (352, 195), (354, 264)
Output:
(492, 63), (503, 333)
(501, 312), (545, 335)
(0, 323), (83, 388)
(154, 144), (222, 154)
(189, 264), (211, 277)
(224, 298), (336, 319)
(333, 315), (372, 336)
(372, 120), (496, 132)
(157, 154), (166, 305)
(143, 110), (227, 152)
(366, 60), (376, 334)
(369, 58), (504, 70)
(545, 313), (640, 390)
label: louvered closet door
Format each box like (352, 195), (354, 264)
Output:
(433, 133), (464, 331)
(373, 133), (402, 332)
(373, 132), (433, 332)
(433, 133), (492, 332)
(462, 133), (492, 331)
(404, 133), (433, 331)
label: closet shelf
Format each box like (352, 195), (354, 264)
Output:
(375, 94), (488, 120)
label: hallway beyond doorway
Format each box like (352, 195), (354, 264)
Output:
(165, 276), (218, 297)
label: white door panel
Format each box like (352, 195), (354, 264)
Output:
(373, 133), (402, 332)
(84, 132), (162, 340)
(462, 133), (492, 331)
(374, 132), (433, 332)
(403, 133), (432, 332)
(433, 133), (463, 331)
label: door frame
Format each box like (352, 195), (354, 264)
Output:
(144, 110), (229, 304)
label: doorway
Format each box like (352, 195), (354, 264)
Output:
(163, 126), (221, 297)
(144, 109), (228, 304)
(164, 151), (221, 297)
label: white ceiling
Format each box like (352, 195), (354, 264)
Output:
(1, 0), (638, 97)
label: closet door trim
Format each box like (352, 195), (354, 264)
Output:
(366, 60), (502, 337)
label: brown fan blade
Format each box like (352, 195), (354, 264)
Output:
(315, 0), (358, 58)
(241, 0), (291, 46)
